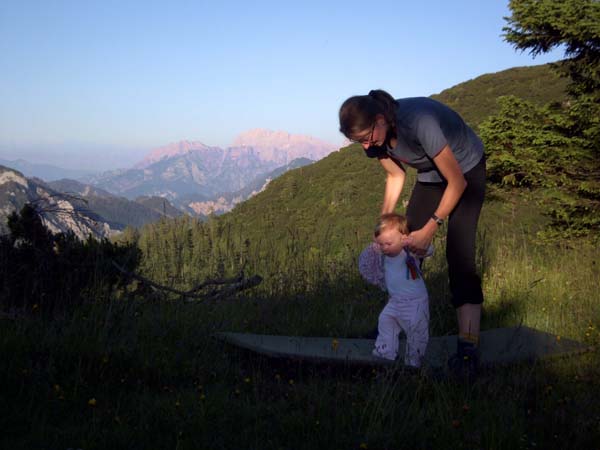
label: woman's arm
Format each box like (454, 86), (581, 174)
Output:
(429, 144), (467, 220)
(408, 145), (467, 253)
(378, 157), (406, 215)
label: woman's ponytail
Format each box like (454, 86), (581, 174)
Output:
(368, 90), (398, 129)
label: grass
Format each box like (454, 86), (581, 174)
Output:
(1, 198), (599, 450)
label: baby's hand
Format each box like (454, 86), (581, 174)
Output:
(401, 236), (413, 247)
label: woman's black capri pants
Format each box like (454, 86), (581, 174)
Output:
(406, 156), (486, 308)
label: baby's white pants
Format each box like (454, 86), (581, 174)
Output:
(372, 293), (429, 367)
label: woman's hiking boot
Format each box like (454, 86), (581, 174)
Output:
(448, 345), (480, 383)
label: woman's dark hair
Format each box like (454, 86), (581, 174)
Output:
(338, 89), (398, 139)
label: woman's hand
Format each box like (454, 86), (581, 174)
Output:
(406, 226), (435, 256)
(402, 144), (466, 256)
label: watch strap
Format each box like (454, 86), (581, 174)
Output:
(431, 213), (444, 225)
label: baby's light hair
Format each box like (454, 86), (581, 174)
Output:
(374, 213), (409, 237)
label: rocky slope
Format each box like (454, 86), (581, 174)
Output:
(0, 166), (182, 238)
(180, 157), (314, 217)
(0, 166), (115, 239)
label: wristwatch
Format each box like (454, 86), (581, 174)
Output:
(431, 213), (444, 226)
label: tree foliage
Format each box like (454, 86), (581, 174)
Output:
(478, 0), (600, 239)
(504, 0), (600, 92)
(481, 96), (589, 187)
(480, 96), (599, 237)
(0, 204), (140, 315)
(504, 0), (600, 146)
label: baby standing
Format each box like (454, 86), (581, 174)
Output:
(359, 213), (433, 367)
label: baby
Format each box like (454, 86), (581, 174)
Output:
(359, 213), (433, 367)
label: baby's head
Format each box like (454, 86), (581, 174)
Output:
(374, 213), (409, 256)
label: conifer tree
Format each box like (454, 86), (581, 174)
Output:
(504, 0), (600, 146)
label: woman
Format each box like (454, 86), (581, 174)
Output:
(339, 90), (486, 379)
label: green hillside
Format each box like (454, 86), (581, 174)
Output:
(223, 64), (569, 236)
(223, 63), (568, 249)
(223, 145), (392, 257)
(136, 63), (568, 287)
(431, 63), (568, 129)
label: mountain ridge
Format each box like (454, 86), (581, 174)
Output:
(0, 158), (95, 182)
(0, 166), (184, 238)
(81, 129), (338, 206)
(135, 129), (337, 170)
(0, 165), (117, 239)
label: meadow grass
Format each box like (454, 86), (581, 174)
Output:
(1, 215), (599, 449)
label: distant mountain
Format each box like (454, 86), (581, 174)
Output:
(134, 141), (219, 169)
(0, 166), (116, 239)
(81, 130), (338, 204)
(84, 147), (278, 200)
(180, 157), (315, 217)
(232, 129), (336, 164)
(0, 158), (95, 181)
(231, 157), (316, 202)
(47, 178), (115, 198)
(0, 167), (185, 238)
(135, 196), (184, 218)
(46, 178), (183, 229)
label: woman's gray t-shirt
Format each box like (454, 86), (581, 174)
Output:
(365, 97), (484, 183)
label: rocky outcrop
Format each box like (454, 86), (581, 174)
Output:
(0, 166), (117, 239)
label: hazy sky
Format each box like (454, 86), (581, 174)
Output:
(0, 0), (564, 170)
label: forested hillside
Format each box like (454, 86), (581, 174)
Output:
(133, 145), (392, 289)
(431, 64), (568, 129)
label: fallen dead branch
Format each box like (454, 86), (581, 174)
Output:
(111, 260), (262, 301)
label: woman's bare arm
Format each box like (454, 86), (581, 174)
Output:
(430, 144), (467, 220)
(408, 145), (467, 253)
(378, 156), (406, 215)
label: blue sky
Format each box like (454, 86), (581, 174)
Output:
(0, 0), (564, 170)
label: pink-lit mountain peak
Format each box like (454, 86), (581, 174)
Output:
(231, 129), (337, 164)
(136, 140), (215, 169)
(135, 129), (338, 169)
(232, 128), (333, 149)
